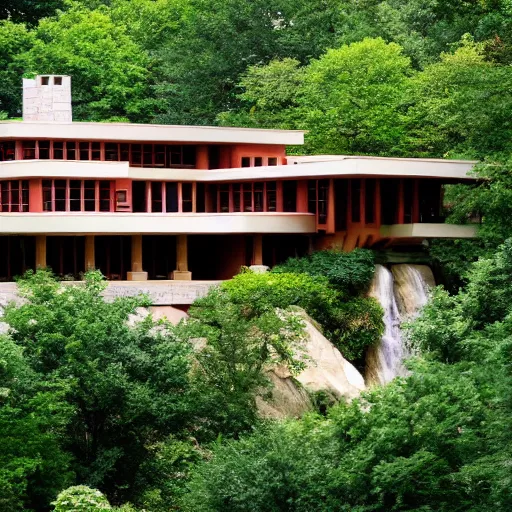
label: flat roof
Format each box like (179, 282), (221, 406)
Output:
(0, 156), (477, 181)
(0, 121), (305, 146)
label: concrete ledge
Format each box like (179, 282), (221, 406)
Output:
(127, 271), (148, 281)
(380, 223), (478, 239)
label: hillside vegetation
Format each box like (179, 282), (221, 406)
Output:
(2, 1), (512, 511)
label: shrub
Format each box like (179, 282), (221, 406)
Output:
(53, 486), (111, 511)
(273, 249), (375, 296)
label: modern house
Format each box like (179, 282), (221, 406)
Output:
(0, 75), (477, 282)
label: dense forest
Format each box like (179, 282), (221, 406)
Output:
(2, 1), (512, 511)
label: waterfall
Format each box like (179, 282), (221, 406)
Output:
(365, 264), (435, 387)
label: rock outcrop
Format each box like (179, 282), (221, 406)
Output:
(257, 312), (366, 419)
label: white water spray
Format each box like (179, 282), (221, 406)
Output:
(365, 264), (435, 386)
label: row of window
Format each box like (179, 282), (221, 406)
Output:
(0, 180), (29, 212)
(241, 156), (279, 167)
(42, 180), (112, 212)
(20, 141), (197, 168)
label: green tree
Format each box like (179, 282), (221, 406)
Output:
(0, 1), (65, 25)
(300, 38), (412, 155)
(19, 7), (154, 121)
(2, 270), (195, 504)
(0, 21), (35, 117)
(53, 486), (112, 511)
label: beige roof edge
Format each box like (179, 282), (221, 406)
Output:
(0, 121), (305, 145)
(0, 158), (478, 181)
(288, 154), (480, 165)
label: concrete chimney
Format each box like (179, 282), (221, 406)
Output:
(23, 75), (72, 123)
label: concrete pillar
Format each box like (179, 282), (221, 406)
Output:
(326, 178), (335, 234)
(249, 234), (268, 273)
(171, 235), (192, 280)
(397, 179), (405, 224)
(85, 235), (95, 271)
(35, 235), (46, 269)
(127, 234), (148, 281)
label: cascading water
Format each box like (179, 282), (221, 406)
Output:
(365, 264), (435, 387)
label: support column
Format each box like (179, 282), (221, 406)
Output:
(127, 234), (148, 281)
(196, 145), (209, 170)
(35, 235), (46, 269)
(85, 235), (95, 271)
(397, 179), (405, 224)
(250, 234), (268, 273)
(171, 235), (192, 280)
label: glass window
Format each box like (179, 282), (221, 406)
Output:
(241, 157), (251, 168)
(143, 145), (153, 166)
(43, 180), (52, 211)
(151, 182), (162, 212)
(283, 181), (297, 212)
(182, 183), (193, 212)
(351, 179), (361, 223)
(243, 183), (252, 211)
(254, 157), (263, 167)
(183, 145), (196, 166)
(105, 143), (119, 161)
(219, 185), (229, 213)
(266, 181), (277, 212)
(53, 142), (64, 160)
(22, 140), (36, 159)
(70, 180), (81, 212)
(39, 141), (50, 159)
(254, 183), (264, 212)
(84, 180), (96, 211)
(155, 145), (165, 167)
(131, 144), (142, 166)
(41, 76), (49, 86)
(100, 182), (111, 212)
(66, 141), (76, 160)
(233, 184), (241, 212)
(318, 180), (329, 224)
(268, 157), (278, 166)
(55, 180), (66, 211)
(308, 181), (317, 214)
(365, 179), (376, 224)
(120, 144), (129, 162)
(0, 142), (15, 161)
(10, 181), (19, 213)
(79, 142), (90, 161)
(91, 142), (101, 161)
(54, 76), (62, 86)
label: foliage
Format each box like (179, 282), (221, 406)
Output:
(18, 7), (154, 121)
(185, 242), (512, 511)
(0, 0), (65, 25)
(53, 485), (112, 511)
(273, 249), (376, 296)
(2, 269), (196, 506)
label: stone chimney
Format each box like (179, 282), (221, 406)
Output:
(22, 75), (72, 123)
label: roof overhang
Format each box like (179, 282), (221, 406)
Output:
(0, 122), (305, 146)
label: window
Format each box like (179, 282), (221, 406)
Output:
(365, 179), (376, 224)
(155, 145), (165, 167)
(143, 145), (153, 166)
(151, 182), (163, 212)
(254, 157), (263, 167)
(241, 157), (251, 168)
(79, 142), (90, 161)
(131, 144), (142, 166)
(219, 184), (229, 212)
(243, 183), (252, 211)
(53, 142), (64, 160)
(351, 179), (361, 223)
(100, 182), (111, 212)
(42, 180), (112, 212)
(0, 181), (29, 212)
(182, 183), (193, 212)
(318, 180), (329, 224)
(233, 184), (241, 212)
(41, 76), (49, 86)
(308, 181), (317, 214)
(196, 183), (206, 213)
(22, 140), (36, 159)
(105, 143), (119, 161)
(268, 157), (278, 166)
(254, 183), (264, 212)
(283, 181), (297, 212)
(116, 190), (127, 204)
(0, 142), (15, 161)
(54, 77), (62, 86)
(69, 180), (81, 212)
(266, 182), (277, 212)
(91, 142), (101, 161)
(66, 141), (76, 160)
(39, 141), (50, 159)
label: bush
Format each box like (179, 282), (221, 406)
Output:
(273, 249), (375, 296)
(53, 486), (111, 511)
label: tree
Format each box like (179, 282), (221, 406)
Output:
(0, 21), (34, 117)
(19, 7), (154, 121)
(2, 270), (196, 505)
(299, 38), (412, 155)
(53, 486), (112, 512)
(0, 1), (64, 25)
(404, 38), (512, 158)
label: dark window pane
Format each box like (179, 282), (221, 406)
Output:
(79, 142), (90, 160)
(365, 179), (376, 224)
(254, 183), (264, 212)
(39, 141), (50, 159)
(53, 142), (64, 160)
(254, 157), (263, 167)
(105, 143), (119, 161)
(351, 179), (361, 223)
(182, 183), (193, 212)
(283, 181), (297, 212)
(22, 140), (36, 159)
(66, 142), (76, 160)
(241, 157), (251, 168)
